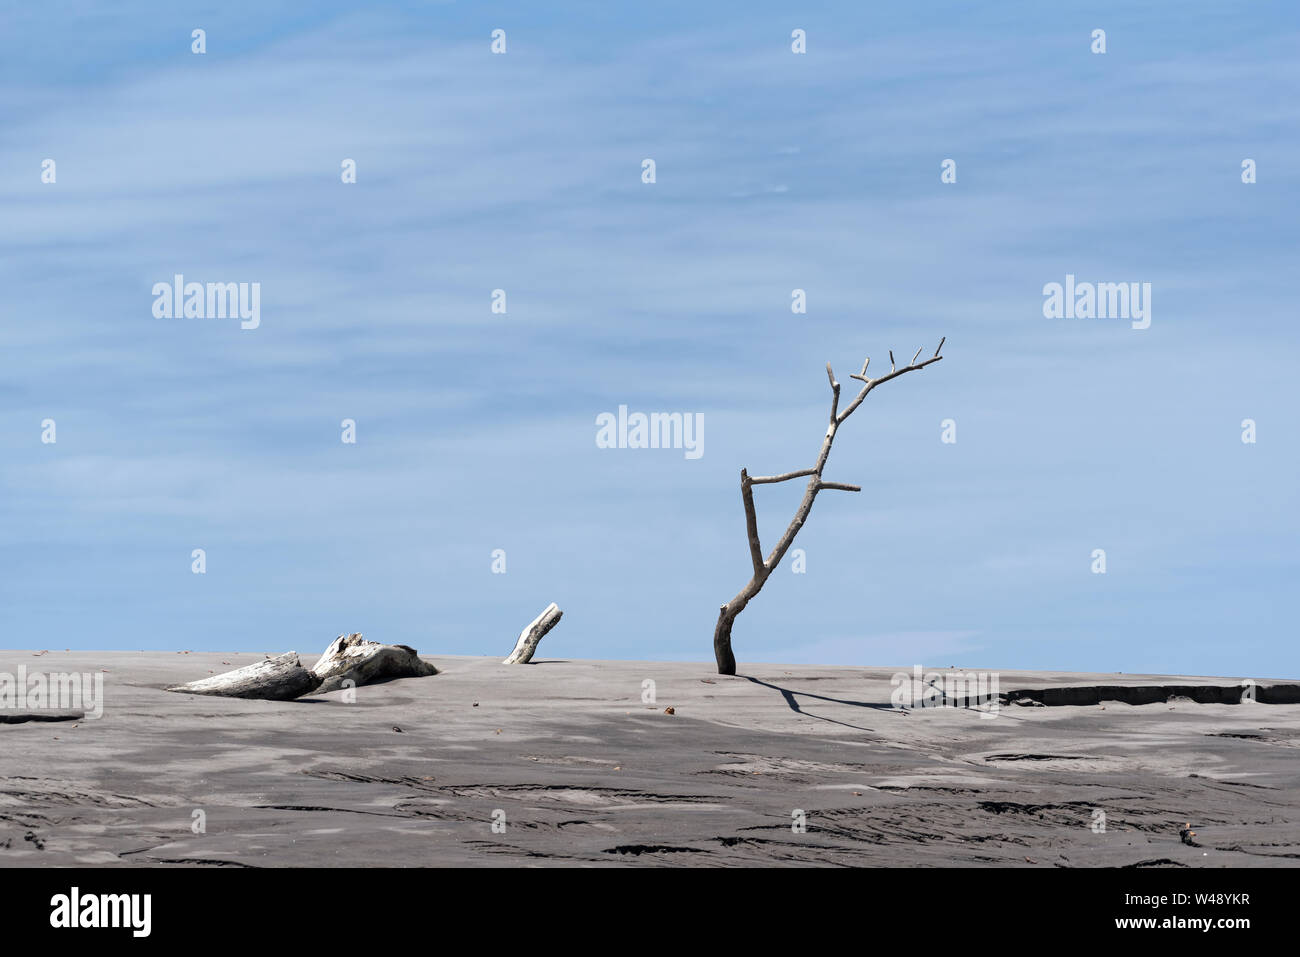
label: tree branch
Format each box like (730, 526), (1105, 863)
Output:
(749, 468), (817, 484)
(818, 481), (861, 492)
(837, 353), (943, 425)
(739, 469), (765, 576)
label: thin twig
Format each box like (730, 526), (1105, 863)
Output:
(818, 481), (862, 493)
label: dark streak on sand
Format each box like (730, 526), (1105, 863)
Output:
(0, 712), (83, 724)
(3, 652), (1299, 867)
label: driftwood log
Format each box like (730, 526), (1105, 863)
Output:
(165, 652), (322, 701)
(503, 603), (563, 664)
(312, 633), (438, 693)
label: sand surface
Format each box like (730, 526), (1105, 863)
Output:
(2, 651), (1298, 867)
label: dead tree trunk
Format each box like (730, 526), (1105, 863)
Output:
(713, 340), (946, 675)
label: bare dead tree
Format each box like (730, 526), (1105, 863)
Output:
(713, 339), (946, 675)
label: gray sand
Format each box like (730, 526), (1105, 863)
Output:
(3, 651), (1298, 867)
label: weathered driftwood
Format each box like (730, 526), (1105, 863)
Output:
(165, 606), (557, 699)
(311, 633), (438, 693)
(503, 603), (563, 664)
(165, 652), (322, 700)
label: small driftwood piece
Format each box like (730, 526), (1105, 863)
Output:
(165, 651), (322, 700)
(503, 603), (563, 664)
(312, 633), (438, 693)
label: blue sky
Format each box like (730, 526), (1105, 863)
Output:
(2, 1), (1297, 677)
